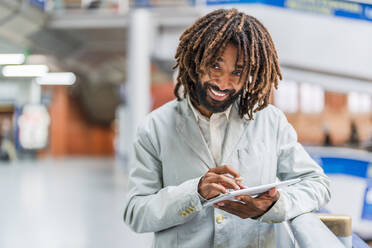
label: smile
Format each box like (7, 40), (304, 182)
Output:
(208, 87), (229, 101)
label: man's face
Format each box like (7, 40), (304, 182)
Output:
(196, 43), (245, 114)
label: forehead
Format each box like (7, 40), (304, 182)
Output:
(217, 43), (244, 65)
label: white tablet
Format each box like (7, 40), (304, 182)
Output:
(203, 178), (301, 208)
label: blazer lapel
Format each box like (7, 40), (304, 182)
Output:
(221, 104), (249, 164)
(176, 99), (215, 170)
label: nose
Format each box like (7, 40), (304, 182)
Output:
(214, 72), (234, 91)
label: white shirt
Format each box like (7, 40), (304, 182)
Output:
(187, 97), (232, 165)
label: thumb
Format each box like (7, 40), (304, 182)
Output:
(235, 195), (253, 203)
(268, 187), (277, 197)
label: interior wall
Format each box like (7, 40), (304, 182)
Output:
(45, 86), (115, 157)
(285, 92), (371, 146)
(154, 5), (372, 79)
(204, 4), (372, 79)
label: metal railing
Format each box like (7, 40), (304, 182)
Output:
(276, 212), (372, 248)
(277, 213), (346, 248)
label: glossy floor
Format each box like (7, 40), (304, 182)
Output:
(0, 158), (153, 248)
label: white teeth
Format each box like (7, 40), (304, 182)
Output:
(210, 88), (226, 97)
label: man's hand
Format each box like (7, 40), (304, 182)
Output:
(214, 187), (280, 219)
(198, 165), (244, 200)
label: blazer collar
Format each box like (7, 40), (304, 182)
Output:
(176, 98), (215, 170)
(176, 98), (250, 169)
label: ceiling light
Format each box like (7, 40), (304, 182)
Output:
(36, 72), (76, 85)
(0, 54), (25, 65)
(2, 65), (49, 77)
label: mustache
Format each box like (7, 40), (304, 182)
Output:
(204, 82), (236, 95)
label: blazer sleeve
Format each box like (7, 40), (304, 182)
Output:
(258, 109), (331, 223)
(123, 121), (204, 233)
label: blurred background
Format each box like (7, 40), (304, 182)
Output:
(1, 0), (372, 247)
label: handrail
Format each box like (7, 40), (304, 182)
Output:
(275, 212), (345, 248)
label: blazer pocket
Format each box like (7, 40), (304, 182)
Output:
(237, 145), (264, 187)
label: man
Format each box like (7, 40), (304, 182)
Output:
(124, 8), (330, 247)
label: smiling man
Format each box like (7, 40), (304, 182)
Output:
(193, 43), (244, 116)
(124, 8), (330, 248)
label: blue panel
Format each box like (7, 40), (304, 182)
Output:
(206, 0), (372, 23)
(133, 0), (152, 7)
(29, 0), (46, 10)
(361, 180), (372, 221)
(316, 157), (370, 178)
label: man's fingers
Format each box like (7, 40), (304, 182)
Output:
(216, 200), (246, 207)
(204, 174), (241, 190)
(268, 187), (277, 197)
(237, 181), (246, 189)
(270, 188), (280, 201)
(215, 189), (281, 219)
(235, 195), (253, 203)
(208, 183), (228, 195)
(199, 181), (228, 199)
(257, 187), (278, 199)
(216, 201), (254, 219)
(200, 166), (247, 200)
(209, 165), (240, 178)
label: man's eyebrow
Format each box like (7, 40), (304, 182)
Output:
(216, 58), (244, 69)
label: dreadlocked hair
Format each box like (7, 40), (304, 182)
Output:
(173, 8), (282, 119)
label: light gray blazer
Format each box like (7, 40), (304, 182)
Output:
(124, 98), (331, 248)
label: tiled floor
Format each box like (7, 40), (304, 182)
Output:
(0, 157), (153, 248)
(2, 157), (372, 248)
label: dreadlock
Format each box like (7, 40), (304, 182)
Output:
(173, 8), (282, 119)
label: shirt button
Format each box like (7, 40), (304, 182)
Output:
(216, 214), (225, 224)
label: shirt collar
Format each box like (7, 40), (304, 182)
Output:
(187, 95), (232, 121)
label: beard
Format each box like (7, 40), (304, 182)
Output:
(194, 81), (242, 113)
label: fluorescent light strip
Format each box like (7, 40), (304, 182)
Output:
(36, 72), (76, 85)
(0, 54), (25, 65)
(2, 65), (49, 77)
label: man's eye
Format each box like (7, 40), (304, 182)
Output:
(232, 71), (242, 76)
(211, 64), (220, 70)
